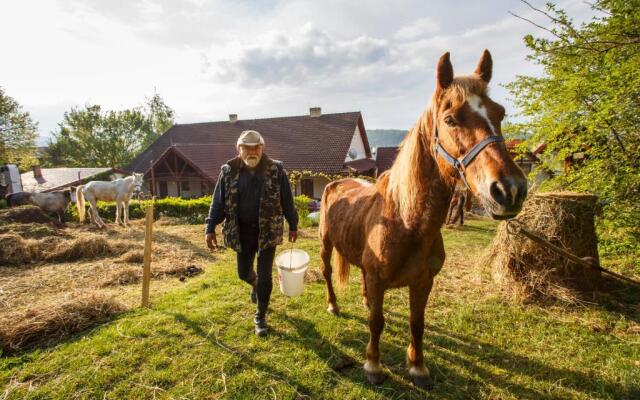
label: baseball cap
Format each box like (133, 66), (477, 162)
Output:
(236, 130), (265, 147)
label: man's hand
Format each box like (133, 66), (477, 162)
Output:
(205, 232), (217, 249)
(288, 230), (298, 243)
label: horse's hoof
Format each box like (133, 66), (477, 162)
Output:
(365, 371), (385, 385)
(327, 305), (340, 315)
(408, 366), (433, 390)
(412, 375), (433, 390)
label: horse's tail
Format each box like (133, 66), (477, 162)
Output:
(76, 185), (85, 222)
(334, 249), (351, 287)
(5, 194), (12, 207)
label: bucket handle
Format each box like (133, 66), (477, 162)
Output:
(288, 241), (294, 271)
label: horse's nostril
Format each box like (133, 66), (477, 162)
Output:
(489, 181), (507, 205)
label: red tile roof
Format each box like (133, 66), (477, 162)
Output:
(126, 112), (370, 177)
(344, 158), (377, 173)
(375, 147), (399, 174)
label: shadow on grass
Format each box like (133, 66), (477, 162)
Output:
(170, 311), (316, 398)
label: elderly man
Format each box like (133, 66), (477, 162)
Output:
(205, 130), (298, 336)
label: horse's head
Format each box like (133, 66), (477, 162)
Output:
(430, 50), (527, 219)
(67, 187), (77, 203)
(132, 173), (144, 193)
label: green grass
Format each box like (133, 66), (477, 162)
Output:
(1, 219), (639, 399)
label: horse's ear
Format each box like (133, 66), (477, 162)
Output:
(436, 52), (454, 94)
(474, 49), (492, 83)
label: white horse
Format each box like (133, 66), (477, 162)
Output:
(76, 173), (144, 228)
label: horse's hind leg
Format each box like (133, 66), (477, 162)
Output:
(320, 238), (339, 315)
(115, 200), (122, 225)
(89, 200), (105, 228)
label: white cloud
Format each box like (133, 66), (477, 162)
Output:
(0, 0), (600, 144)
(394, 17), (440, 40)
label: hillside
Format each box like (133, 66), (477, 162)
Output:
(366, 129), (406, 149)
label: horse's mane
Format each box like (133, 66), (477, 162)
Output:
(385, 108), (432, 223)
(385, 75), (488, 222)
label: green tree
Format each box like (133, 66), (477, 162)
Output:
(43, 94), (175, 168)
(507, 0), (640, 264)
(143, 92), (175, 150)
(0, 87), (38, 168)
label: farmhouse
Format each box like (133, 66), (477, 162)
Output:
(125, 108), (375, 199)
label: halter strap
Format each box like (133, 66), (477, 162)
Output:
(433, 115), (505, 190)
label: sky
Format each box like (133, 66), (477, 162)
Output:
(0, 0), (599, 145)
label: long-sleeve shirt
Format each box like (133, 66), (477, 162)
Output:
(205, 165), (298, 234)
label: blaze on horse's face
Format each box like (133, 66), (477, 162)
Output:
(433, 50), (527, 219)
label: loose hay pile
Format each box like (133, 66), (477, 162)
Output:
(0, 206), (53, 224)
(0, 292), (126, 354)
(479, 192), (601, 303)
(0, 233), (131, 266)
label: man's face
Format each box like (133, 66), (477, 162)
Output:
(239, 144), (263, 168)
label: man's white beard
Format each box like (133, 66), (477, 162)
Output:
(243, 155), (261, 168)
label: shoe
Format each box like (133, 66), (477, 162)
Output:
(250, 286), (257, 304)
(254, 313), (268, 337)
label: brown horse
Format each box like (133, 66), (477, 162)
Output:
(319, 50), (527, 388)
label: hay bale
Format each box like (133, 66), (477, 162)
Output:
(0, 293), (126, 354)
(0, 206), (52, 224)
(102, 267), (141, 286)
(0, 233), (40, 266)
(43, 234), (115, 262)
(118, 249), (144, 263)
(479, 192), (601, 303)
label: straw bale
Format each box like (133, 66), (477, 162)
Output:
(479, 192), (601, 303)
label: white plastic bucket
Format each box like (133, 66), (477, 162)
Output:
(276, 249), (310, 297)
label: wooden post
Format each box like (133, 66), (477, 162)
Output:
(149, 160), (155, 197)
(141, 199), (154, 308)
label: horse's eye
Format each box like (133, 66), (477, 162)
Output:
(444, 115), (457, 127)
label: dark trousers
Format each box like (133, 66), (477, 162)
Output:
(237, 223), (276, 312)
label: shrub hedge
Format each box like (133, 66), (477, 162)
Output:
(67, 196), (212, 224)
(66, 195), (319, 227)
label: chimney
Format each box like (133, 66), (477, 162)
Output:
(229, 114), (238, 123)
(309, 107), (322, 117)
(33, 165), (42, 179)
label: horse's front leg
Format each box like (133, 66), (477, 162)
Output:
(123, 200), (130, 226)
(364, 277), (386, 385)
(407, 278), (434, 389)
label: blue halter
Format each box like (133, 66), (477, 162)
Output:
(433, 116), (505, 190)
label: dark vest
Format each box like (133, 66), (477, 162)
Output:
(221, 155), (284, 252)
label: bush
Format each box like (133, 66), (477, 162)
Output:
(68, 196), (212, 224)
(293, 195), (318, 228)
(0, 199), (6, 209)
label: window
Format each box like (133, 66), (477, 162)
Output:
(181, 180), (190, 191)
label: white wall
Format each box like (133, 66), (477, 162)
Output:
(344, 126), (367, 161)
